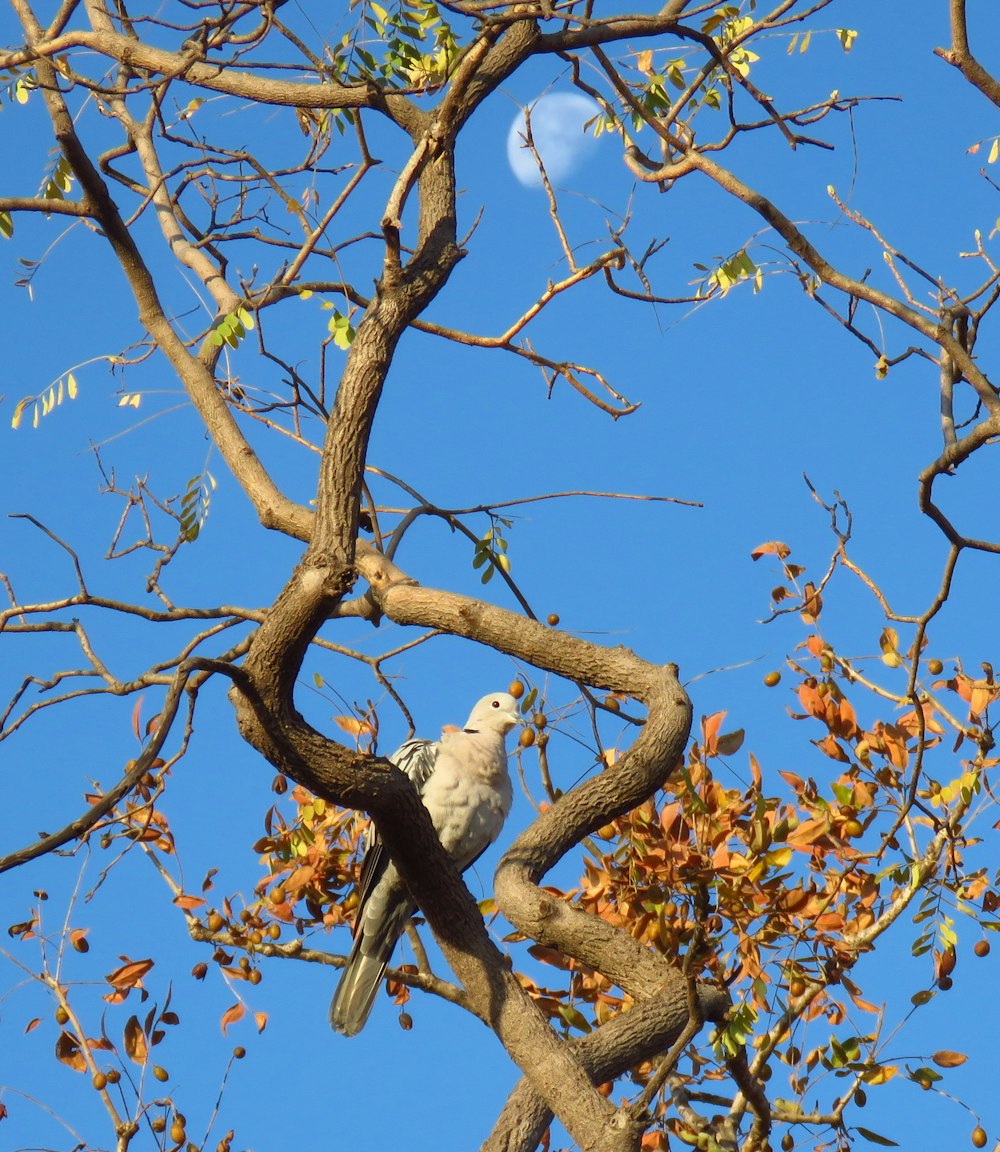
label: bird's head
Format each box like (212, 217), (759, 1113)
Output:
(464, 692), (520, 736)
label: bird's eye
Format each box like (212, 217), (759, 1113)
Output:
(491, 699), (500, 708)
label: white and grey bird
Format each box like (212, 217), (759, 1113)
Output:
(330, 691), (519, 1036)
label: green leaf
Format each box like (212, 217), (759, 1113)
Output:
(557, 1005), (592, 1033)
(855, 1128), (899, 1147)
(328, 311), (356, 350)
(0, 210), (12, 239)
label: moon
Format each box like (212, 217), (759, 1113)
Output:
(506, 93), (602, 188)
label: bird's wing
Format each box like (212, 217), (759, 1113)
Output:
(329, 737), (439, 1036)
(354, 738), (438, 912)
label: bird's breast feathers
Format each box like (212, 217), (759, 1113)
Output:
(419, 737), (512, 861)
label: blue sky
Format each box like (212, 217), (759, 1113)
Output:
(2, 3), (1000, 1150)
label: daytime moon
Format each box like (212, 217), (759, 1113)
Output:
(506, 93), (602, 188)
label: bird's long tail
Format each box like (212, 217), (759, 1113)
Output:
(330, 899), (414, 1036)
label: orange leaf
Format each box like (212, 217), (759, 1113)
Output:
(801, 582), (823, 622)
(751, 541), (791, 561)
(847, 992), (881, 1014)
(55, 1030), (86, 1072)
(931, 1050), (967, 1068)
(221, 1002), (245, 1035)
(779, 888), (810, 914)
(106, 957), (154, 991)
(335, 715), (375, 738)
(70, 928), (90, 953)
(254, 1011), (268, 1033)
(815, 735), (850, 762)
(25, 1017), (41, 1034)
(527, 944), (572, 969)
(814, 911), (844, 931)
(173, 893), (207, 912)
(715, 728), (745, 757)
(123, 1015), (148, 1065)
(836, 698), (859, 739)
(131, 695), (144, 742)
(796, 683), (827, 720)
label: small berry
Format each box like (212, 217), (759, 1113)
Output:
(974, 939), (990, 958)
(546, 613), (560, 627)
(152, 1065), (169, 1082)
(92, 1072), (107, 1090)
(518, 728), (536, 748)
(764, 671), (782, 687)
(508, 680), (525, 700)
(971, 1127), (987, 1149)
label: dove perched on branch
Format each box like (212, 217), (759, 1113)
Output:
(330, 692), (519, 1035)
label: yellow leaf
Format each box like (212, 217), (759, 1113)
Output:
(863, 1064), (898, 1085)
(11, 397), (30, 429)
(67, 373), (78, 398)
(989, 137), (1000, 165)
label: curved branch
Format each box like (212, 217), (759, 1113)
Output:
(934, 0), (1000, 109)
